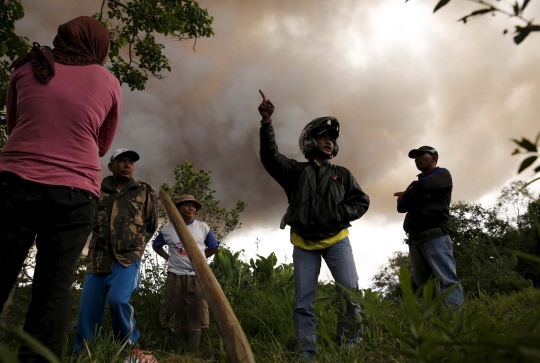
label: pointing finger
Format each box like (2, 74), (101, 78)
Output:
(259, 89), (268, 101)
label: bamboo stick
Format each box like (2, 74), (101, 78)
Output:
(159, 190), (255, 363)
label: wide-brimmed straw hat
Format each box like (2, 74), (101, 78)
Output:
(174, 194), (202, 211)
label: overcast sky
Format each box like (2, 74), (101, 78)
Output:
(15, 0), (540, 287)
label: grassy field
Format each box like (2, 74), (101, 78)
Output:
(3, 250), (540, 363)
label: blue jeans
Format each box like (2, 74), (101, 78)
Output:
(293, 237), (362, 354)
(409, 234), (463, 307)
(74, 260), (141, 353)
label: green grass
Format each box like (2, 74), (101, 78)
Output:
(61, 281), (540, 363)
(3, 256), (540, 363)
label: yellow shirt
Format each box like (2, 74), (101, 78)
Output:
(291, 229), (349, 250)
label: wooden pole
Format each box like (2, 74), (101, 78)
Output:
(159, 191), (255, 363)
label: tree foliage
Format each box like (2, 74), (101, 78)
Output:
(372, 181), (540, 299)
(371, 251), (414, 300)
(512, 132), (540, 187)
(96, 0), (214, 91)
(160, 160), (247, 243)
(0, 0), (30, 148)
(408, 0), (540, 44)
(0, 0), (215, 148)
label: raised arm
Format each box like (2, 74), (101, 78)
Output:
(258, 89), (298, 192)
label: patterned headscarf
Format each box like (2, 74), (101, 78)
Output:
(10, 16), (110, 84)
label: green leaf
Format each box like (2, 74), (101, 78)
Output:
(419, 329), (452, 343)
(423, 283), (459, 317)
(433, 0), (451, 12)
(429, 317), (459, 341)
(399, 266), (420, 338)
(458, 7), (494, 23)
(0, 44), (8, 54)
(348, 289), (415, 347)
(513, 1), (520, 15)
(422, 279), (434, 307)
(470, 8), (494, 16)
(13, 328), (60, 363)
(518, 156), (538, 173)
(510, 250), (540, 264)
(0, 341), (20, 362)
(512, 137), (537, 152)
(514, 26), (532, 44)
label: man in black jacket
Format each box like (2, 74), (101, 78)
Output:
(394, 146), (463, 308)
(258, 90), (370, 359)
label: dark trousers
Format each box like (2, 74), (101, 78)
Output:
(0, 172), (97, 362)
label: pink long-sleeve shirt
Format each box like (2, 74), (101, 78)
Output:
(0, 62), (121, 197)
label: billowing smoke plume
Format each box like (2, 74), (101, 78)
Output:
(14, 0), (540, 236)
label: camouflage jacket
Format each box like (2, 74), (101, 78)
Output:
(86, 176), (158, 274)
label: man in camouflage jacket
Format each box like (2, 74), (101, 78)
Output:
(74, 149), (158, 353)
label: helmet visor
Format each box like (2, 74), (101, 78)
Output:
(310, 117), (340, 139)
(312, 125), (339, 139)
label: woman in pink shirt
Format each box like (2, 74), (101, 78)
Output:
(0, 16), (121, 362)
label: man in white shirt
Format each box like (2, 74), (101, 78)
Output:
(153, 195), (219, 352)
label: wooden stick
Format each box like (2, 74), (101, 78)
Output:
(159, 191), (255, 363)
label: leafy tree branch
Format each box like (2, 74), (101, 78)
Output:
(160, 160), (247, 243)
(1, 0), (215, 149)
(408, 0), (540, 44)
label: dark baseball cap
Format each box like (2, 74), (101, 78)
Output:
(408, 146), (438, 159)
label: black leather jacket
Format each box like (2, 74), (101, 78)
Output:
(398, 167), (452, 239)
(259, 122), (370, 241)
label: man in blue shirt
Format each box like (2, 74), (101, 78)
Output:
(394, 146), (463, 308)
(153, 195), (219, 352)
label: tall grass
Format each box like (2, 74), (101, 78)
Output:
(2, 249), (540, 363)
